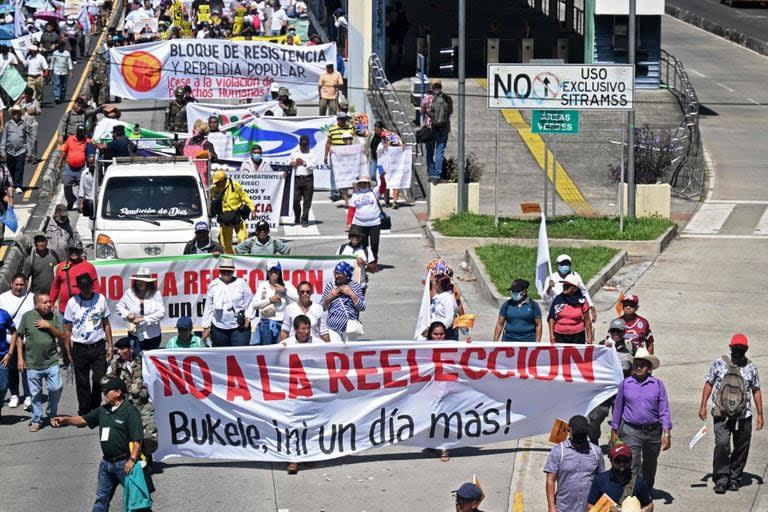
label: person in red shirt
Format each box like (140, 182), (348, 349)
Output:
(50, 241), (100, 314)
(58, 125), (91, 210)
(617, 294), (655, 354)
(548, 275), (593, 344)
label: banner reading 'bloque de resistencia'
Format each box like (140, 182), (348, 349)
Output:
(142, 343), (623, 462)
(109, 40), (336, 101)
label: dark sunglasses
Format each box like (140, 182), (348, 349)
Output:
(622, 302), (638, 307)
(613, 456), (631, 463)
(298, 290), (312, 294)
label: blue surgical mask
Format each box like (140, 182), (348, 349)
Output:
(511, 292), (522, 301)
(252, 154), (262, 162)
(558, 264), (571, 274)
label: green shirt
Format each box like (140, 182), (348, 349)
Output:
(18, 309), (60, 370)
(165, 334), (206, 349)
(83, 400), (144, 458)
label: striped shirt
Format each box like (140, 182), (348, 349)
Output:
(322, 280), (365, 332)
(327, 123), (354, 146)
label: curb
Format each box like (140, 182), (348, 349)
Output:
(465, 246), (628, 308)
(425, 222), (677, 258)
(666, 4), (768, 57)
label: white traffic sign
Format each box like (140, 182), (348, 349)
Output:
(487, 64), (635, 111)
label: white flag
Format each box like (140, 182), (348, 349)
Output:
(413, 273), (432, 340)
(535, 214), (551, 297)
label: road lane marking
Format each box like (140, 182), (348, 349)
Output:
(280, 209), (320, 236)
(747, 98), (760, 105)
(682, 202), (735, 234)
(476, 79), (596, 216)
(753, 207), (768, 235)
(716, 82), (735, 92)
(680, 234), (768, 239)
(709, 200), (768, 205)
(689, 68), (707, 78)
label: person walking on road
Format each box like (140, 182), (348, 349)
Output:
(50, 240), (99, 316)
(617, 294), (655, 354)
(290, 135), (316, 227)
(210, 169), (255, 254)
(279, 280), (330, 342)
(453, 482), (485, 512)
(587, 444), (654, 512)
(699, 333), (763, 494)
(115, 268), (165, 354)
(547, 274), (593, 344)
(493, 278), (542, 342)
(50, 41), (74, 104)
(247, 260), (297, 345)
(58, 125), (91, 210)
(51, 378), (147, 512)
(13, 293), (65, 432)
(238, 144), (273, 173)
(17, 87), (41, 163)
(322, 261), (365, 342)
(0, 105), (33, 194)
(63, 272), (113, 416)
(420, 80), (453, 184)
(45, 204), (83, 257)
(201, 259), (253, 347)
(23, 232), (63, 295)
(22, 45), (49, 104)
(544, 415), (604, 512)
(317, 62), (343, 115)
(542, 253), (596, 321)
(0, 305), (18, 422)
(0, 274), (35, 412)
(346, 175), (382, 264)
(611, 348), (672, 491)
(337, 225), (376, 294)
(183, 221), (224, 255)
(324, 111), (354, 203)
(0, 161), (12, 242)
(58, 97), (90, 144)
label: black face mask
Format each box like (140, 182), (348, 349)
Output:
(571, 433), (588, 445)
(731, 347), (747, 360)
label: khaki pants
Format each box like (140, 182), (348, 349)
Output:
(218, 222), (247, 254)
(27, 75), (44, 103)
(318, 98), (338, 116)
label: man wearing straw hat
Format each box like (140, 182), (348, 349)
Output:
(610, 348), (672, 491)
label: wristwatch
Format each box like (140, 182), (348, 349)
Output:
(129, 457), (137, 463)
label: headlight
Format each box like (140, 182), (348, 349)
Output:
(95, 234), (117, 259)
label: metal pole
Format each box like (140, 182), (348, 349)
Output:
(543, 142), (549, 217)
(457, 0), (467, 212)
(494, 111), (500, 227)
(619, 112), (625, 232)
(627, 0), (636, 218)
(552, 142), (557, 217)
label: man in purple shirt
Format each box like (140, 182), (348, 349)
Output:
(610, 348), (672, 490)
(544, 415), (604, 512)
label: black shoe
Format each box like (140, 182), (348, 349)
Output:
(728, 481), (739, 492)
(294, 218), (300, 225)
(714, 483), (727, 494)
(301, 221), (309, 227)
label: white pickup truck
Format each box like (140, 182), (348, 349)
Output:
(87, 157), (210, 259)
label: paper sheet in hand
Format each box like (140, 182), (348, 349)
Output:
(588, 494), (617, 512)
(548, 417), (569, 444)
(689, 424), (708, 450)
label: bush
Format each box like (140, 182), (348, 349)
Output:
(442, 152), (483, 183)
(610, 124), (679, 184)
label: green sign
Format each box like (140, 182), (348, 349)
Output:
(531, 110), (580, 134)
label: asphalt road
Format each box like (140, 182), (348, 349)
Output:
(667, 0), (768, 46)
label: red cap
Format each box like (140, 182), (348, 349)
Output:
(622, 294), (639, 305)
(610, 444), (633, 460)
(730, 333), (749, 347)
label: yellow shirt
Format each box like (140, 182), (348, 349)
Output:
(215, 178), (254, 213)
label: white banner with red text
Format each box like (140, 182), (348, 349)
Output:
(109, 40), (335, 101)
(142, 343), (623, 462)
(185, 101), (282, 131)
(91, 254), (353, 334)
(209, 167), (285, 231)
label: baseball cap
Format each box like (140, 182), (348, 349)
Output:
(212, 170), (227, 183)
(68, 240), (84, 252)
(610, 444), (632, 460)
(561, 274), (582, 288)
(556, 254), (571, 264)
(102, 378), (127, 394)
(609, 318), (627, 332)
(568, 415), (589, 435)
(255, 220), (270, 232)
(176, 316), (193, 330)
(622, 294), (639, 305)
(266, 260), (281, 272)
(730, 333), (749, 347)
(508, 278), (529, 293)
(454, 482), (482, 501)
(336, 111), (348, 119)
(32, 231), (47, 241)
(195, 220), (210, 232)
(75, 272), (93, 286)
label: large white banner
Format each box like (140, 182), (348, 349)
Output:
(209, 168), (285, 231)
(330, 144), (367, 189)
(90, 254), (351, 334)
(185, 101), (282, 131)
(142, 343), (623, 462)
(376, 145), (412, 190)
(109, 40), (336, 101)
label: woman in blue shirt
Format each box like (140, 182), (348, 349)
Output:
(493, 279), (542, 342)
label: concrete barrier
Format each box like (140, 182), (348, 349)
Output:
(666, 4), (768, 57)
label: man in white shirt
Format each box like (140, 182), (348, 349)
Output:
(24, 46), (49, 103)
(280, 280), (329, 342)
(63, 272), (113, 415)
(0, 273), (35, 410)
(239, 144), (273, 173)
(280, 315), (316, 345)
(290, 134), (316, 227)
(269, 0), (288, 35)
(50, 42), (73, 104)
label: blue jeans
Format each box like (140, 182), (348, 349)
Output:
(53, 73), (68, 102)
(93, 458), (125, 512)
(426, 128), (449, 179)
(253, 319), (281, 345)
(0, 366), (8, 415)
(27, 365), (63, 424)
(210, 324), (250, 347)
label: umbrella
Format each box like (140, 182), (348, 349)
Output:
(33, 10), (64, 23)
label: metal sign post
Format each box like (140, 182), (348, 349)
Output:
(494, 110), (500, 227)
(543, 142), (549, 217)
(552, 143), (557, 216)
(619, 112), (626, 232)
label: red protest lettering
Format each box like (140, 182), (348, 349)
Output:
(288, 353), (314, 399)
(529, 346), (559, 381)
(225, 355), (252, 401)
(305, 270), (323, 293)
(407, 349), (431, 383)
(326, 352), (354, 393)
(381, 349), (407, 388)
(181, 356), (212, 399)
(149, 355), (188, 396)
(432, 348), (459, 381)
(200, 269), (214, 294)
(459, 347), (489, 379)
(161, 272), (178, 296)
(257, 354), (286, 401)
(488, 347), (516, 378)
(516, 346), (529, 379)
(562, 345), (596, 382)
(183, 271), (198, 294)
(353, 350), (381, 391)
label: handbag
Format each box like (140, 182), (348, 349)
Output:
(340, 296), (364, 336)
(1, 206), (18, 232)
(259, 303), (276, 318)
(415, 125), (434, 143)
(217, 209), (241, 226)
(372, 192), (392, 230)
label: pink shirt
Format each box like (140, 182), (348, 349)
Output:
(553, 301), (589, 335)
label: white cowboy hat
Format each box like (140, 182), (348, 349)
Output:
(621, 497), (642, 512)
(130, 267), (156, 283)
(632, 347), (660, 370)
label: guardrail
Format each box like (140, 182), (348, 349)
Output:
(661, 49), (704, 201)
(367, 53), (426, 200)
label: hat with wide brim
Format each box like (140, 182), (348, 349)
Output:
(130, 267), (156, 282)
(632, 347), (660, 370)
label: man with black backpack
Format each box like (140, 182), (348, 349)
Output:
(699, 333), (763, 494)
(420, 81), (453, 184)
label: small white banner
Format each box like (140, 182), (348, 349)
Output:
(330, 144), (367, 190)
(376, 145), (412, 190)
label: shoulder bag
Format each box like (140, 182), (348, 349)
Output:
(340, 295), (364, 337)
(372, 192), (392, 230)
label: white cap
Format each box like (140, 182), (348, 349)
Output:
(556, 254), (571, 263)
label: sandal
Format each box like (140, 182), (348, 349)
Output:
(440, 449), (450, 462)
(287, 463), (298, 474)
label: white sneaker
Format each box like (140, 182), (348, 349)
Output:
(15, 187), (23, 194)
(23, 396), (32, 411)
(8, 395), (19, 408)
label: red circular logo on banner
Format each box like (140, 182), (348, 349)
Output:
(120, 51), (162, 93)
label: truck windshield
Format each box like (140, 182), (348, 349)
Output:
(102, 176), (203, 219)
